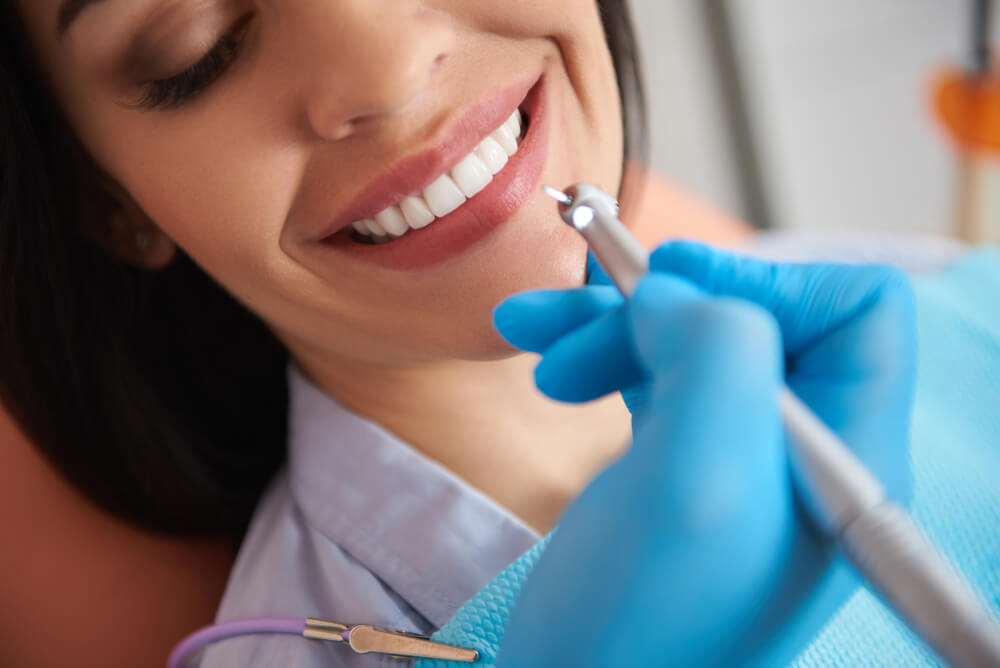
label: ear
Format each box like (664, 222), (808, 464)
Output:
(82, 170), (177, 270)
(102, 193), (177, 270)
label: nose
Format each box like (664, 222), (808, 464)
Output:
(296, 1), (455, 140)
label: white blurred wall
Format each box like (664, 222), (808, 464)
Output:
(630, 0), (991, 235)
(629, 0), (745, 218)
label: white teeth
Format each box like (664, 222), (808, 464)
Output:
(374, 205), (409, 236)
(399, 195), (435, 229)
(491, 123), (518, 156)
(364, 218), (387, 237)
(350, 109), (525, 242)
(450, 153), (492, 198)
(422, 173), (466, 218)
(504, 110), (521, 139)
(475, 136), (508, 175)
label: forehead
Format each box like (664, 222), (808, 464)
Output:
(13, 0), (82, 51)
(17, 0), (159, 44)
(15, 0), (169, 79)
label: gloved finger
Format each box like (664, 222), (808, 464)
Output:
(586, 250), (615, 286)
(532, 305), (645, 403)
(650, 240), (914, 358)
(531, 273), (711, 404)
(626, 272), (784, 459)
(651, 241), (916, 504)
(627, 272), (781, 395)
(493, 286), (623, 353)
(620, 381), (653, 415)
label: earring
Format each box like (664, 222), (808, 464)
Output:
(135, 231), (150, 252)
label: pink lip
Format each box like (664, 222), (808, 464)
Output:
(316, 73), (548, 270)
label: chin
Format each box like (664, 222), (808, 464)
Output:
(356, 231), (587, 362)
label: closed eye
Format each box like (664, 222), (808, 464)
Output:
(132, 14), (252, 111)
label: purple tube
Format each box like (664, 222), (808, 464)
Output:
(167, 617), (306, 668)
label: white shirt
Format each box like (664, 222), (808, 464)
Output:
(202, 366), (541, 667)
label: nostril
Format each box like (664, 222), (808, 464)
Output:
(306, 95), (365, 142)
(327, 119), (359, 141)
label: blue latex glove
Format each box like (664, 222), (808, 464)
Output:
(491, 241), (916, 666)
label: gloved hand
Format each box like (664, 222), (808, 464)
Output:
(491, 241), (916, 666)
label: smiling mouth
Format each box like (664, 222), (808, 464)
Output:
(349, 108), (529, 245)
(316, 73), (547, 270)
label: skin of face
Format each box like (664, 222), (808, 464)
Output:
(18, 0), (625, 385)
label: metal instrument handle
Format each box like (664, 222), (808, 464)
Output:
(842, 503), (1000, 667)
(547, 182), (1000, 667)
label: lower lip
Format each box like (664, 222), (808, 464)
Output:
(320, 77), (548, 271)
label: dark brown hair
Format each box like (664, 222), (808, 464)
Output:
(0, 0), (646, 539)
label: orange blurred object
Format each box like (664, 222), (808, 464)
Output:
(933, 65), (1000, 154)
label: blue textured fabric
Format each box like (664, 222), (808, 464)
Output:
(415, 535), (552, 668)
(417, 249), (1000, 668)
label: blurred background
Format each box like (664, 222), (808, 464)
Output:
(629, 0), (1000, 237)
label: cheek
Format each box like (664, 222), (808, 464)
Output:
(492, 0), (624, 192)
(452, 0), (622, 150)
(102, 109), (306, 298)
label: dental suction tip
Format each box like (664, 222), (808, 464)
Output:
(542, 185), (573, 207)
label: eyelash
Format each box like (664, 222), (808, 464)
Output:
(134, 16), (251, 111)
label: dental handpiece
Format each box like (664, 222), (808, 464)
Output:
(544, 183), (1000, 668)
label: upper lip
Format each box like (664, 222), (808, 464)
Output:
(315, 72), (541, 241)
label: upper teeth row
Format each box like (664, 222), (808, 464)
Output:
(351, 109), (524, 241)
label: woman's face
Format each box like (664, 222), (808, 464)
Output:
(19, 0), (624, 369)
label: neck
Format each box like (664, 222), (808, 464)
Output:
(300, 351), (631, 535)
(292, 171), (751, 535)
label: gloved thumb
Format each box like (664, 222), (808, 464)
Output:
(498, 274), (791, 667)
(625, 272), (785, 453)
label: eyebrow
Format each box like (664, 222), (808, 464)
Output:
(57, 0), (104, 37)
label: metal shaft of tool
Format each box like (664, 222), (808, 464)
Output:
(545, 184), (1000, 667)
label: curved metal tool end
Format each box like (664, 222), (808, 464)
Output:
(545, 183), (646, 296)
(542, 185), (573, 208)
(543, 184), (600, 233)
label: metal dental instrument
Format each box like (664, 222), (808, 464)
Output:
(544, 183), (1000, 668)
